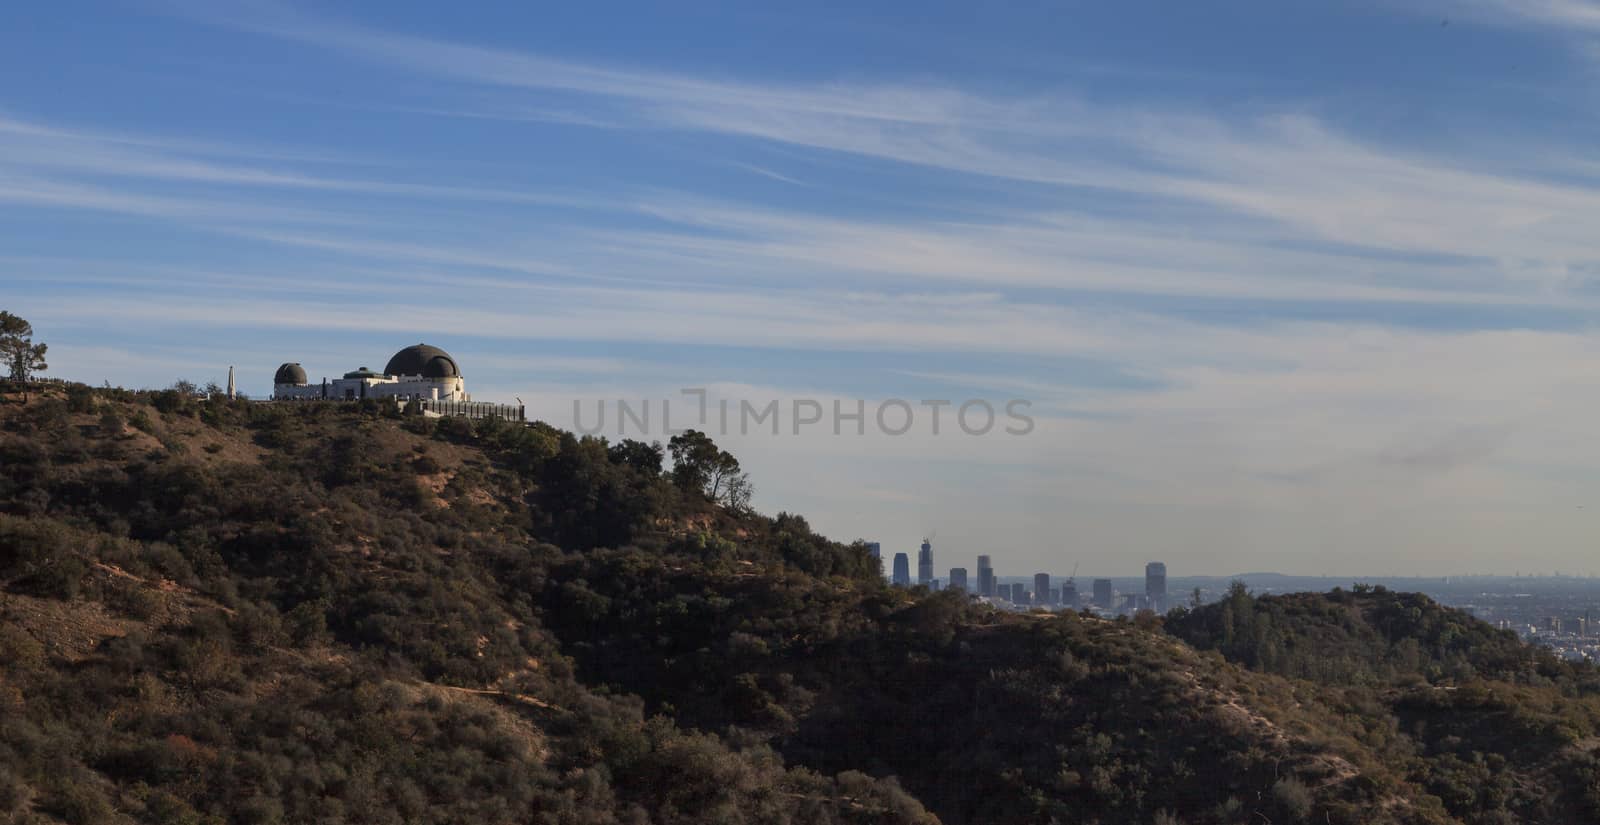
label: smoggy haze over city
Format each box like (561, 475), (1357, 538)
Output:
(10, 1), (1600, 576)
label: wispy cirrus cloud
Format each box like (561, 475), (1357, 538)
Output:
(0, 172), (366, 226)
(13, 104), (1580, 307)
(154, 1), (1600, 295)
(3, 3), (1594, 315)
(1447, 0), (1600, 31)
(0, 113), (598, 206)
(1419, 0), (1600, 74)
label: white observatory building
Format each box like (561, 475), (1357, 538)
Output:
(272, 343), (521, 421)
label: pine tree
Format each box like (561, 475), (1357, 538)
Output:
(0, 311), (48, 382)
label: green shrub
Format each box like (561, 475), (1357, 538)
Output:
(97, 409), (124, 434)
(1273, 776), (1314, 822)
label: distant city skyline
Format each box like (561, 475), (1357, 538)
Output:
(868, 535), (1600, 581)
(875, 538), (1173, 583)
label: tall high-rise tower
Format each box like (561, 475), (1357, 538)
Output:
(1061, 578), (1079, 609)
(1034, 573), (1051, 606)
(977, 555), (995, 597)
(1092, 578), (1114, 609)
(917, 540), (934, 586)
(948, 567), (968, 592)
(1145, 562), (1167, 612)
(866, 542), (882, 578)
(892, 553), (911, 587)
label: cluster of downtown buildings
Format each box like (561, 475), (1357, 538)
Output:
(867, 541), (1171, 615)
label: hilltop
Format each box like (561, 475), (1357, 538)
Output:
(2, 381), (1599, 824)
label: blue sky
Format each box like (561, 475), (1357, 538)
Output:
(8, 1), (1600, 577)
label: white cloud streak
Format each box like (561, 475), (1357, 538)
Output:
(0, 114), (597, 207)
(148, 2), (1600, 298)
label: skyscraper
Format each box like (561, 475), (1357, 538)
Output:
(948, 567), (968, 592)
(866, 542), (882, 578)
(977, 555), (995, 597)
(917, 540), (934, 586)
(1092, 578), (1114, 609)
(892, 553), (911, 587)
(1145, 562), (1167, 612)
(1034, 573), (1051, 607)
(1061, 579), (1079, 609)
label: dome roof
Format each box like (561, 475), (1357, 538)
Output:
(383, 343), (459, 379)
(274, 363), (308, 385)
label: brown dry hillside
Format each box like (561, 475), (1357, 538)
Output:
(2, 381), (1596, 824)
(0, 384), (934, 825)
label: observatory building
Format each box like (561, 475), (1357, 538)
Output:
(272, 343), (522, 421)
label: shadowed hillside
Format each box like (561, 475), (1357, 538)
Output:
(1, 380), (1597, 824)
(1167, 585), (1600, 823)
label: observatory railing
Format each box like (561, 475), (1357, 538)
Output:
(416, 399), (525, 422)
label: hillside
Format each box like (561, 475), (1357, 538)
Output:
(1, 381), (1597, 824)
(1168, 586), (1600, 822)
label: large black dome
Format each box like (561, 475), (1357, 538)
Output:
(274, 363), (308, 385)
(384, 344), (459, 379)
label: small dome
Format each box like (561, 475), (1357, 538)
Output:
(274, 363), (308, 385)
(384, 343), (459, 379)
